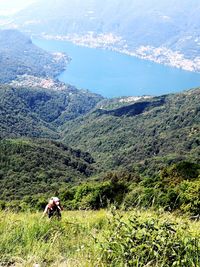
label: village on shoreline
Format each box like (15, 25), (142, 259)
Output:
(41, 32), (200, 73)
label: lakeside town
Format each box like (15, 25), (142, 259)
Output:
(42, 32), (200, 73)
(9, 74), (67, 91)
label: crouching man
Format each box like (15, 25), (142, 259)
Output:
(43, 197), (63, 219)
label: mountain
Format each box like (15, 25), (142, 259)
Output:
(0, 139), (95, 200)
(6, 0), (200, 72)
(0, 29), (103, 137)
(1, 78), (199, 176)
(61, 88), (200, 175)
(0, 22), (199, 213)
(0, 82), (103, 139)
(0, 82), (199, 212)
(0, 29), (69, 83)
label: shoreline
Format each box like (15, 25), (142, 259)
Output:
(39, 32), (200, 74)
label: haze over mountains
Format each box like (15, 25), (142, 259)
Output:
(3, 0), (200, 72)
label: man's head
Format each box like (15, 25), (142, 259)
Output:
(51, 197), (60, 206)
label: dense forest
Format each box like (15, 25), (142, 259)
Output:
(0, 85), (199, 215)
(62, 88), (200, 175)
(0, 139), (94, 202)
(0, 138), (199, 215)
(0, 83), (102, 138)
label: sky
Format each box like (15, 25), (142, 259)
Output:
(0, 0), (37, 16)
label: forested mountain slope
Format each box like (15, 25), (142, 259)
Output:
(0, 83), (103, 138)
(62, 88), (200, 175)
(1, 80), (199, 176)
(0, 139), (95, 200)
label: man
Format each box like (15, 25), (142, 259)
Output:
(43, 197), (63, 219)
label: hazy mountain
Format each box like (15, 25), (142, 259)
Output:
(0, 29), (68, 83)
(6, 0), (200, 70)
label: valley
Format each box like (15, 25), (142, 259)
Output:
(0, 28), (199, 214)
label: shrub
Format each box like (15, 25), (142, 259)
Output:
(179, 180), (200, 215)
(99, 211), (200, 267)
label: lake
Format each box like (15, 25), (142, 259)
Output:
(33, 38), (200, 98)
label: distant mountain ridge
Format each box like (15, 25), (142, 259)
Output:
(95, 97), (165, 117)
(1, 80), (199, 175)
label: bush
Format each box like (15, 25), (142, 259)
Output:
(100, 211), (200, 267)
(160, 161), (199, 186)
(179, 180), (200, 215)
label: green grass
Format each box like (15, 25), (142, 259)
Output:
(0, 209), (199, 266)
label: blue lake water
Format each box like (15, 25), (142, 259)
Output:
(33, 38), (200, 98)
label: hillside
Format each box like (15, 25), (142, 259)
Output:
(0, 86), (199, 213)
(1, 82), (199, 175)
(0, 82), (103, 138)
(62, 88), (200, 175)
(0, 26), (199, 213)
(0, 210), (199, 266)
(0, 139), (95, 200)
(0, 29), (69, 83)
(7, 0), (200, 72)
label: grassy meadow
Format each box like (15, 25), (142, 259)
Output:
(0, 209), (199, 267)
